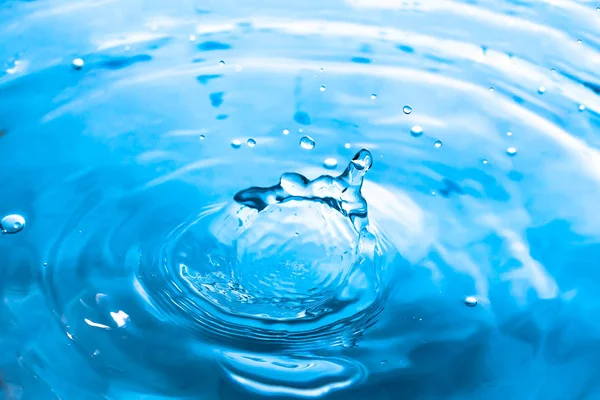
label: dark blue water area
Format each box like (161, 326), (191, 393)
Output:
(1, 0), (600, 399)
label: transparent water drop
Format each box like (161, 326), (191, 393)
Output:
(300, 136), (315, 150)
(219, 60), (225, 66)
(247, 138), (256, 148)
(403, 105), (412, 114)
(200, 134), (205, 140)
(282, 129), (290, 135)
(298, 128), (303, 133)
(579, 104), (586, 112)
(537, 86), (546, 94)
(506, 147), (517, 156)
(489, 87), (495, 92)
(410, 125), (423, 137)
(72, 58), (84, 70)
(323, 158), (338, 169)
(577, 39), (582, 44)
(370, 93), (377, 100)
(464, 296), (478, 307)
(344, 143), (351, 149)
(1, 214), (25, 234)
(320, 67), (324, 71)
(506, 131), (512, 136)
(482, 159), (488, 165)
(433, 140), (442, 148)
(231, 139), (242, 149)
(189, 34), (196, 42)
(320, 85), (327, 92)
(551, 68), (556, 73)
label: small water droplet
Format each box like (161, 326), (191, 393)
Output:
(551, 68), (556, 73)
(219, 60), (225, 66)
(577, 39), (582, 44)
(489, 87), (495, 92)
(370, 93), (377, 100)
(344, 143), (351, 149)
(320, 67), (324, 71)
(72, 58), (84, 69)
(506, 131), (512, 136)
(538, 86), (546, 94)
(433, 140), (442, 148)
(323, 158), (338, 169)
(506, 147), (517, 156)
(300, 136), (315, 150)
(231, 140), (242, 149)
(247, 138), (256, 148)
(200, 134), (205, 140)
(410, 125), (423, 137)
(403, 105), (412, 114)
(320, 85), (327, 92)
(579, 104), (586, 112)
(43, 262), (48, 266)
(298, 128), (303, 133)
(0, 214), (25, 234)
(464, 296), (478, 307)
(92, 350), (100, 357)
(189, 34), (196, 42)
(482, 159), (488, 165)
(431, 191), (436, 196)
(282, 129), (290, 135)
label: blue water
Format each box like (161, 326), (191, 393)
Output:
(1, 0), (600, 399)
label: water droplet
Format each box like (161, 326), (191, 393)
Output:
(410, 125), (423, 137)
(577, 39), (582, 44)
(506, 131), (512, 136)
(200, 134), (205, 140)
(370, 93), (377, 100)
(219, 60), (225, 66)
(72, 58), (84, 70)
(551, 68), (556, 73)
(506, 147), (517, 156)
(538, 86), (546, 94)
(403, 105), (412, 114)
(247, 138), (256, 148)
(0, 214), (25, 234)
(282, 129), (290, 135)
(231, 140), (242, 149)
(431, 191), (436, 196)
(344, 143), (351, 149)
(320, 67), (324, 71)
(320, 85), (327, 92)
(189, 34), (196, 42)
(300, 136), (315, 150)
(323, 158), (338, 169)
(464, 296), (478, 307)
(92, 350), (100, 357)
(489, 87), (495, 92)
(298, 128), (303, 133)
(433, 140), (442, 148)
(482, 159), (488, 165)
(579, 104), (586, 112)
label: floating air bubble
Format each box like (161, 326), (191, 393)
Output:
(1, 214), (25, 234)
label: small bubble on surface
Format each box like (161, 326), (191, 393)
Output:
(538, 86), (546, 94)
(403, 105), (412, 114)
(320, 85), (327, 92)
(464, 296), (478, 307)
(506, 147), (517, 156)
(482, 159), (488, 165)
(410, 125), (423, 137)
(247, 138), (256, 148)
(579, 104), (586, 112)
(434, 140), (442, 148)
(300, 136), (315, 150)
(323, 158), (338, 169)
(370, 93), (377, 100)
(282, 129), (290, 135)
(231, 139), (242, 149)
(1, 214), (25, 234)
(72, 58), (84, 69)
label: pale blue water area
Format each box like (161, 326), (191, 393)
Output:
(1, 0), (600, 399)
